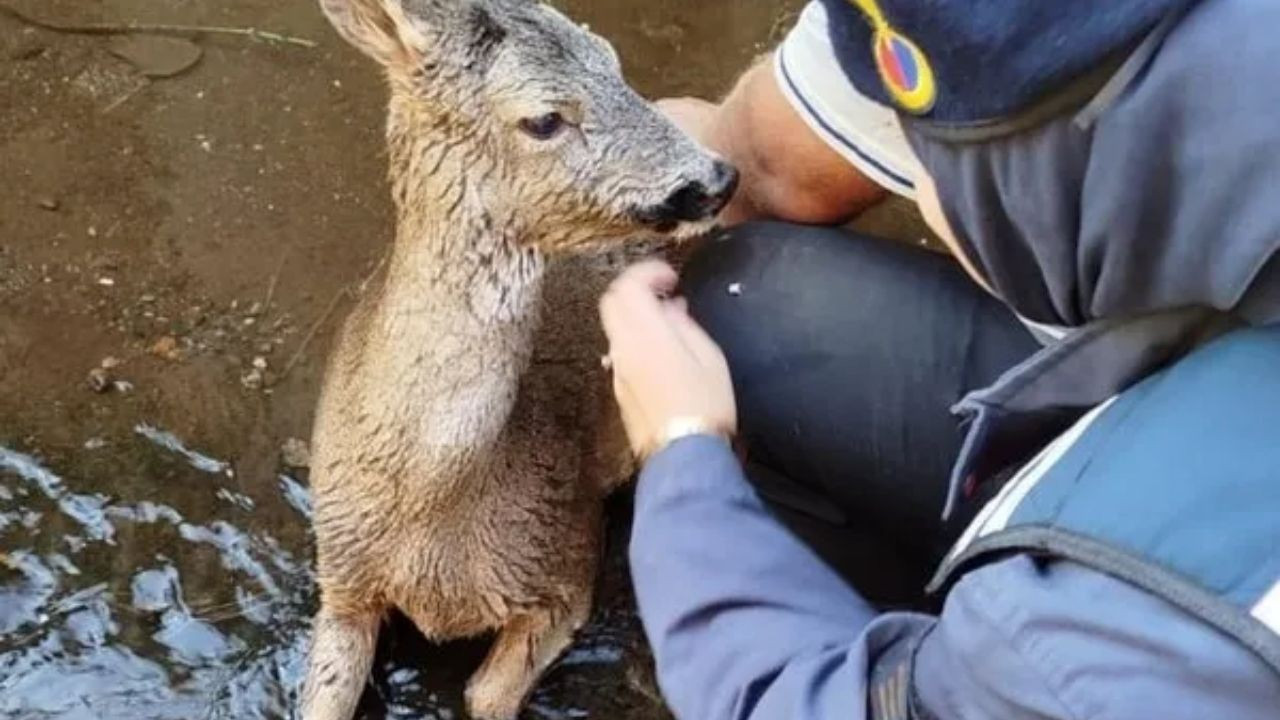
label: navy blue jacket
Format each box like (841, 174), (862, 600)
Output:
(632, 436), (1280, 720)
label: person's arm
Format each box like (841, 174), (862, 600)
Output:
(631, 434), (932, 720)
(603, 263), (1168, 720)
(598, 262), (925, 720)
(633, 434), (1280, 720)
(660, 56), (887, 226)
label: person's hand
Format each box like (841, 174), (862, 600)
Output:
(656, 97), (721, 154)
(600, 260), (737, 460)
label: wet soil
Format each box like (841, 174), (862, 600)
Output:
(0, 1), (930, 718)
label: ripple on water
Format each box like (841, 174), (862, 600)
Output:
(1, 428), (656, 720)
(0, 434), (315, 720)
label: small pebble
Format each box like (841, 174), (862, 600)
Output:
(139, 294), (156, 304)
(97, 277), (115, 287)
(241, 368), (264, 390)
(100, 356), (121, 370)
(281, 437), (311, 469)
(87, 368), (111, 394)
(252, 356), (268, 370)
(149, 336), (182, 362)
(727, 282), (743, 296)
(37, 196), (60, 211)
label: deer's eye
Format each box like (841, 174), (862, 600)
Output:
(519, 112), (566, 140)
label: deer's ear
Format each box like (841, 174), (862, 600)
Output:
(319, 0), (429, 66)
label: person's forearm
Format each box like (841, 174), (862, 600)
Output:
(661, 56), (887, 226)
(707, 61), (805, 225)
(631, 435), (889, 720)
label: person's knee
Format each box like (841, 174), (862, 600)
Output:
(682, 222), (852, 336)
(683, 221), (846, 289)
(681, 222), (908, 349)
(681, 222), (782, 357)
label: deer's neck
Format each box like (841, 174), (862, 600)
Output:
(365, 105), (545, 480)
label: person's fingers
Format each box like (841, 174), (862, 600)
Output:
(600, 262), (675, 335)
(615, 260), (679, 298)
(601, 262), (684, 367)
(665, 296), (690, 316)
(658, 299), (705, 360)
(604, 310), (674, 374)
(600, 286), (662, 353)
(612, 372), (655, 456)
(667, 310), (731, 378)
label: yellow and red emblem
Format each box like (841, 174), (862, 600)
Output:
(849, 0), (937, 114)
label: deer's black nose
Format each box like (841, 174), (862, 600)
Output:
(640, 161), (740, 229)
(668, 161), (740, 220)
(703, 160), (740, 215)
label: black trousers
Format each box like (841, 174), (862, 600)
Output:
(680, 222), (1040, 607)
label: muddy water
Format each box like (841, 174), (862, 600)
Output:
(0, 427), (651, 720)
(555, 0), (802, 97)
(0, 434), (313, 719)
(0, 1), (804, 719)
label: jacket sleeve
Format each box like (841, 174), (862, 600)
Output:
(629, 435), (935, 720)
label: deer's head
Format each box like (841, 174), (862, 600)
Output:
(321, 0), (738, 251)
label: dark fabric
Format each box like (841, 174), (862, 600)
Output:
(898, 0), (1280, 507)
(905, 0), (1280, 330)
(817, 0), (1195, 123)
(944, 306), (1240, 516)
(679, 222), (1038, 605)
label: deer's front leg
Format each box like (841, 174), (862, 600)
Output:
(301, 602), (381, 720)
(465, 598), (592, 720)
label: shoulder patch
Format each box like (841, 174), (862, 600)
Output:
(849, 0), (937, 114)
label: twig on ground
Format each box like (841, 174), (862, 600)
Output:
(280, 288), (349, 380)
(357, 250), (390, 296)
(279, 254), (388, 380)
(103, 81), (147, 112)
(262, 250), (288, 313)
(0, 3), (317, 48)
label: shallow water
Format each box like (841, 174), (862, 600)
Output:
(0, 1), (804, 718)
(0, 431), (313, 719)
(0, 426), (660, 720)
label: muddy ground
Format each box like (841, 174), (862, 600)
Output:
(0, 1), (931, 718)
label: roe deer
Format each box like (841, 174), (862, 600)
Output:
(303, 2), (737, 719)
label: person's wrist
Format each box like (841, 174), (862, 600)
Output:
(641, 415), (734, 462)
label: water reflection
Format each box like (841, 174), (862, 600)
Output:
(0, 437), (313, 719)
(0, 429), (654, 720)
